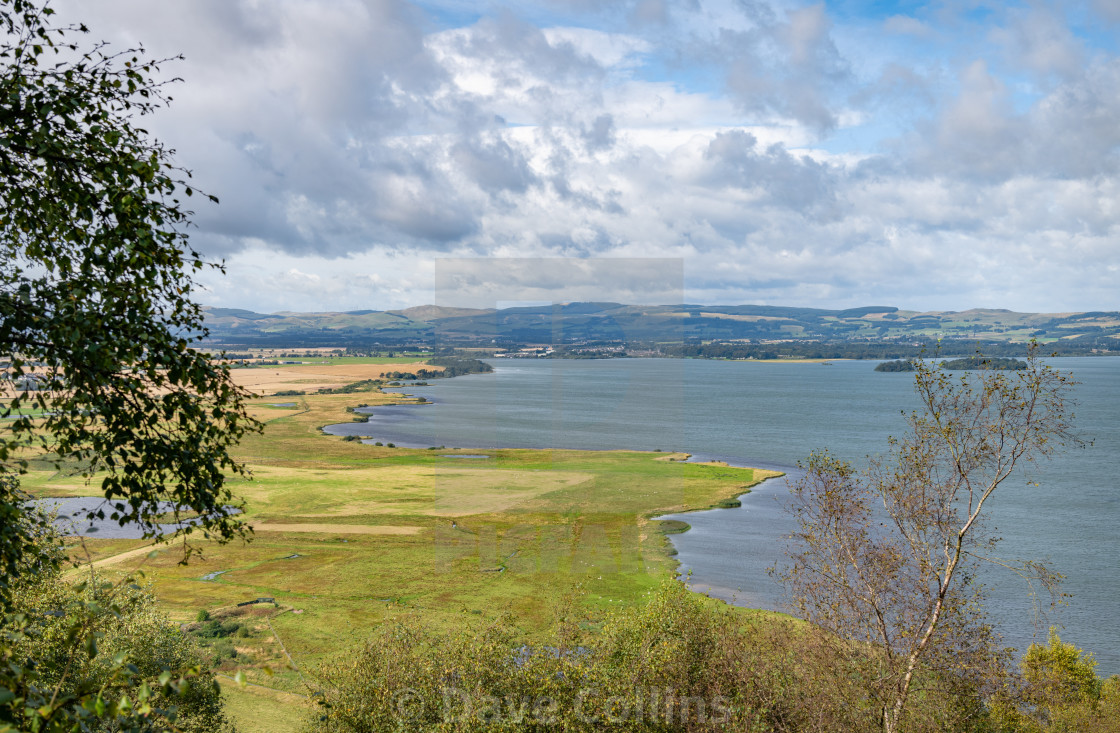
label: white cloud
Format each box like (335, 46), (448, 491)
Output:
(45, 0), (1120, 313)
(541, 27), (652, 69)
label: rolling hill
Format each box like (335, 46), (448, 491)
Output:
(200, 304), (1120, 354)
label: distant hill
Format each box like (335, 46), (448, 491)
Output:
(388, 305), (495, 321)
(200, 304), (1120, 354)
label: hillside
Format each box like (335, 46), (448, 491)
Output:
(201, 304), (1120, 353)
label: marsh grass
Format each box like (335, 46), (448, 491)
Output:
(19, 385), (780, 721)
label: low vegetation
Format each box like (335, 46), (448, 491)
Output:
(3, 559), (234, 733)
(941, 356), (1028, 370)
(313, 581), (1120, 732)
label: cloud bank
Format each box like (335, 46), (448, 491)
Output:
(58, 0), (1120, 312)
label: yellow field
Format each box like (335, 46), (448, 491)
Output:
(228, 361), (439, 394)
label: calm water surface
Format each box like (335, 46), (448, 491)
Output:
(33, 497), (206, 539)
(325, 357), (1119, 674)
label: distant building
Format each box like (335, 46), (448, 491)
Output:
(6, 373), (52, 391)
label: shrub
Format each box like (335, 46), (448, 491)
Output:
(309, 580), (1003, 732)
(6, 574), (234, 732)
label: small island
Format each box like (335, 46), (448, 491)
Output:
(875, 357), (1030, 372)
(942, 356), (1028, 370)
(874, 359), (917, 372)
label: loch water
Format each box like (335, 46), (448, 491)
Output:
(324, 357), (1120, 674)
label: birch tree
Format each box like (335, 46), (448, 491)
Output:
(779, 349), (1078, 732)
(1, 1), (257, 727)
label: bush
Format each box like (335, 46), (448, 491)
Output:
(193, 619), (243, 639)
(210, 639), (238, 663)
(309, 580), (1019, 732)
(5, 573), (234, 733)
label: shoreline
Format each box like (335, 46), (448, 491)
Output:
(320, 390), (791, 604)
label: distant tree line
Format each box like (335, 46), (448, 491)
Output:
(662, 337), (1120, 360)
(422, 356), (494, 378)
(941, 356), (1027, 370)
(343, 346), (430, 357)
(203, 328), (1120, 359)
(663, 341), (942, 360)
(874, 359), (918, 372)
(317, 358), (493, 394)
(317, 379), (382, 395)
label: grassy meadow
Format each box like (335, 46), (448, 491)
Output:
(9, 373), (780, 731)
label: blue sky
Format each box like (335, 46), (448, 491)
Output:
(58, 0), (1120, 312)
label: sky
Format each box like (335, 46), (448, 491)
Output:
(55, 0), (1120, 313)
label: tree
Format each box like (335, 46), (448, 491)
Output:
(778, 348), (1078, 733)
(1021, 629), (1102, 715)
(1, 0), (257, 728)
(988, 629), (1120, 732)
(0, 0), (256, 566)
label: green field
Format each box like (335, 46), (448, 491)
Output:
(21, 383), (779, 731)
